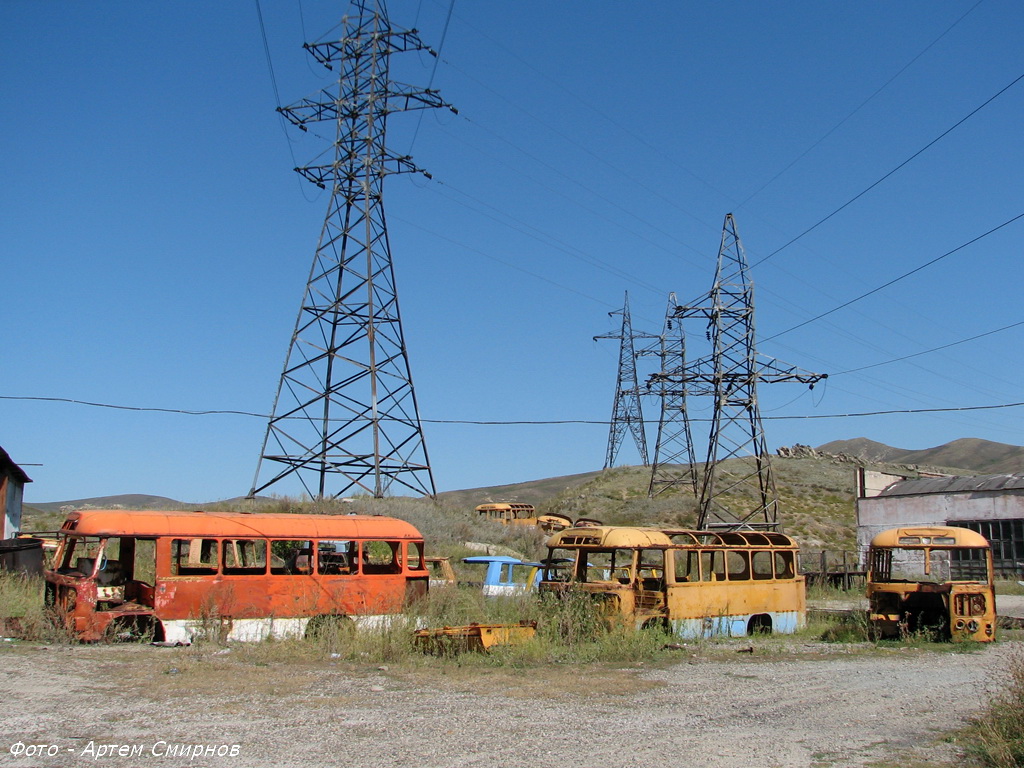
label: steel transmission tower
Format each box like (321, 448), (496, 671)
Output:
(646, 292), (700, 498)
(594, 292), (657, 469)
(657, 214), (825, 530)
(249, 2), (455, 500)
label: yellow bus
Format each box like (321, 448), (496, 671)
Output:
(475, 503), (573, 533)
(539, 526), (805, 638)
(866, 526), (996, 642)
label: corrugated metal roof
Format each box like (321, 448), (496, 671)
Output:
(879, 473), (1024, 497)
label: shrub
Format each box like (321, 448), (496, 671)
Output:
(0, 571), (70, 643)
(963, 651), (1024, 767)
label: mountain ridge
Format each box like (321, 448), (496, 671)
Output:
(816, 437), (1024, 474)
(24, 438), (1023, 517)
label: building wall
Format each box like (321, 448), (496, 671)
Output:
(856, 489), (1024, 572)
(3, 474), (25, 539)
(857, 469), (909, 499)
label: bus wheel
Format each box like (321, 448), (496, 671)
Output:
(641, 617), (669, 634)
(747, 614), (772, 636)
(107, 616), (160, 643)
(305, 615), (355, 650)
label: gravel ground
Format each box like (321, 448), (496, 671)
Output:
(1, 634), (1017, 768)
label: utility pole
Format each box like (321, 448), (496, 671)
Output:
(653, 214), (825, 530)
(594, 292), (657, 469)
(249, 1), (455, 500)
(646, 292), (700, 498)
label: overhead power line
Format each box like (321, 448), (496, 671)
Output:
(833, 320), (1024, 376)
(764, 209), (1024, 342)
(752, 68), (1024, 269)
(3, 395), (1022, 423)
(736, 0), (984, 209)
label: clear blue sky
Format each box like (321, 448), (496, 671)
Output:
(3, 1), (1022, 503)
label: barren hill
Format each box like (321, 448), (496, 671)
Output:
(817, 437), (1024, 474)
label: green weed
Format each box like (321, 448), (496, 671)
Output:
(961, 650), (1024, 767)
(0, 571), (72, 643)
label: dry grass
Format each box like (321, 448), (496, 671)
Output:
(961, 650), (1024, 767)
(0, 571), (72, 643)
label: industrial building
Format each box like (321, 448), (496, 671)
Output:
(1, 445), (31, 540)
(856, 468), (1024, 576)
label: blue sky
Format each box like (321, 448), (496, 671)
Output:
(2, 1), (1022, 504)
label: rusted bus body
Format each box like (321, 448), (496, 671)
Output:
(866, 526), (996, 642)
(474, 503), (601, 533)
(44, 510), (428, 643)
(475, 502), (564, 531)
(475, 502), (537, 524)
(540, 526), (805, 638)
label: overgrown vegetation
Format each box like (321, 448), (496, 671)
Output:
(962, 651), (1024, 767)
(0, 571), (70, 642)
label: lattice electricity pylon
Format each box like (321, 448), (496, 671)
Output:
(249, 2), (456, 500)
(645, 292), (700, 498)
(594, 292), (657, 469)
(662, 214), (826, 530)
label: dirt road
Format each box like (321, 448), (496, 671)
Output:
(1, 637), (1015, 768)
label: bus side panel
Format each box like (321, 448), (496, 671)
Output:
(312, 574), (409, 617)
(665, 579), (806, 638)
(154, 577), (275, 621)
(155, 573), (411, 622)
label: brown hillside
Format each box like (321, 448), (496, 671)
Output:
(817, 437), (1024, 474)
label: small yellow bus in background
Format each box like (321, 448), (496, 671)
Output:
(866, 526), (996, 642)
(540, 526), (805, 638)
(475, 503), (573, 533)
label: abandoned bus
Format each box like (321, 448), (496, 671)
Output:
(44, 509), (428, 643)
(866, 526), (996, 642)
(475, 503), (572, 533)
(539, 526), (805, 638)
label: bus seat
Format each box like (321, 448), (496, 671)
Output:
(96, 560), (126, 586)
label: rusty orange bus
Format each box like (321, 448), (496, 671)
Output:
(540, 526), (805, 638)
(866, 526), (996, 642)
(44, 509), (428, 643)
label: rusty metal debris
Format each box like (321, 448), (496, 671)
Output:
(413, 621), (537, 654)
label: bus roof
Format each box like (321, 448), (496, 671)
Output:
(59, 510), (423, 540)
(545, 526), (673, 548)
(463, 556), (542, 567)
(662, 529), (799, 548)
(870, 526), (990, 549)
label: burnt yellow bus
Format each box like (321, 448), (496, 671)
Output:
(475, 503), (572, 533)
(540, 526), (805, 638)
(866, 526), (996, 642)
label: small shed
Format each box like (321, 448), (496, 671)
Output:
(856, 468), (1024, 576)
(0, 445), (32, 539)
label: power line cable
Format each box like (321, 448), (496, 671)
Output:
(2, 395), (1021, 424)
(736, 0), (985, 209)
(408, 0), (456, 153)
(832, 320), (1024, 376)
(762, 210), (1024, 342)
(254, 0), (320, 203)
(750, 68), (1024, 269)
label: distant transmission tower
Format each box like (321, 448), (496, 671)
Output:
(594, 292), (656, 469)
(249, 2), (455, 500)
(646, 292), (699, 498)
(658, 214), (825, 530)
